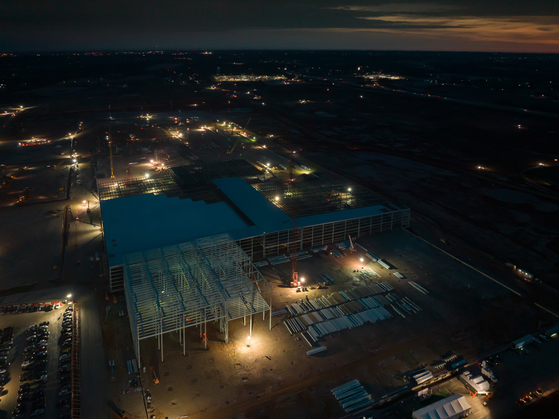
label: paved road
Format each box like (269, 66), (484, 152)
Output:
(62, 131), (109, 419)
(79, 289), (109, 419)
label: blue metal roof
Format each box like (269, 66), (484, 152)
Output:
(102, 178), (397, 267)
(213, 177), (293, 233)
(101, 194), (249, 267)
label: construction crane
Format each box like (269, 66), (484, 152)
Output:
(108, 126), (114, 179)
(124, 163), (131, 187)
(287, 137), (300, 288)
(289, 206), (300, 288)
(226, 118), (251, 154)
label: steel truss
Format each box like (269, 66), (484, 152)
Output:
(254, 181), (387, 218)
(123, 234), (272, 364)
(98, 171), (182, 201)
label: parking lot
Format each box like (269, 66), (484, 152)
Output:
(0, 301), (76, 419)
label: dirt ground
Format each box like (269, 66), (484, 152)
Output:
(122, 229), (554, 419)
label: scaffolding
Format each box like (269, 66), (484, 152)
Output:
(123, 234), (272, 364)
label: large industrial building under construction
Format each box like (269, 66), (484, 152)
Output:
(98, 159), (410, 361)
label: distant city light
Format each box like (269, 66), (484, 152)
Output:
(275, 196), (280, 201)
(145, 173), (150, 178)
(348, 187), (352, 192)
(67, 294), (72, 298)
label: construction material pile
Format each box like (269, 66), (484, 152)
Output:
(332, 379), (374, 413)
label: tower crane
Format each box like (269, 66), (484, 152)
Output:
(287, 138), (300, 288)
(226, 118), (251, 154)
(108, 126), (114, 179)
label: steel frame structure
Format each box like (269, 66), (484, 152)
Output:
(123, 234), (271, 364)
(254, 181), (387, 218)
(98, 171), (181, 201)
(237, 207), (410, 260)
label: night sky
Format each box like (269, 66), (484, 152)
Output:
(2, 0), (558, 52)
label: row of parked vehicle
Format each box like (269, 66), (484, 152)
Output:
(0, 326), (14, 386)
(13, 322), (50, 418)
(12, 304), (74, 419)
(0, 302), (63, 315)
(57, 305), (75, 418)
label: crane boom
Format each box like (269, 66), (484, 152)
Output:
(108, 125), (114, 179)
(226, 118), (251, 154)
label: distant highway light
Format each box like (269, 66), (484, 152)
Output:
(145, 173), (150, 178)
(538, 163), (544, 166)
(275, 196), (279, 201)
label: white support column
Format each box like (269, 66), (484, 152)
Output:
(204, 320), (207, 349)
(249, 312), (253, 336)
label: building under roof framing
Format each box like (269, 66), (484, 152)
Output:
(253, 179), (388, 218)
(103, 175), (410, 291)
(97, 171), (182, 201)
(123, 234), (271, 363)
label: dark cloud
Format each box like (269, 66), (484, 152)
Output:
(0, 0), (558, 51)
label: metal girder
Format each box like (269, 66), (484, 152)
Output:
(123, 234), (271, 352)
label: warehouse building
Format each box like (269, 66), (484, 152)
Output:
(98, 161), (410, 361)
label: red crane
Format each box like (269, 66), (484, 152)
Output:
(290, 206), (300, 288)
(288, 141), (300, 288)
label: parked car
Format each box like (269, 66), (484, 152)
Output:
(58, 388), (71, 396)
